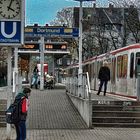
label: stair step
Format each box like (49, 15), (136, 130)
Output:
(92, 122), (140, 128)
(92, 117), (140, 123)
(0, 115), (6, 121)
(92, 105), (140, 111)
(92, 100), (140, 106)
(92, 111), (140, 117)
(0, 111), (6, 115)
(0, 105), (7, 110)
(92, 99), (140, 127)
(0, 99), (7, 104)
(0, 122), (6, 127)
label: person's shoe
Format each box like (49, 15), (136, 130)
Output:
(104, 93), (106, 96)
(35, 85), (38, 89)
(97, 93), (99, 95)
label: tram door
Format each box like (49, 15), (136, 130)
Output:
(111, 57), (116, 93)
(135, 53), (140, 98)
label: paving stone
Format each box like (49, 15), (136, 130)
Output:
(27, 89), (87, 129)
(1, 86), (140, 140)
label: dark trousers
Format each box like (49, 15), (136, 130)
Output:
(97, 80), (108, 95)
(15, 120), (26, 140)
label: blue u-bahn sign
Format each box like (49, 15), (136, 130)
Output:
(0, 21), (21, 45)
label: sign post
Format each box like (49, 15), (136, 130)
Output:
(7, 47), (12, 139)
(0, 0), (25, 139)
(13, 47), (19, 95)
(74, 0), (94, 97)
(39, 36), (45, 90)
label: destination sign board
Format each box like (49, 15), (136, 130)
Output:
(25, 27), (79, 37)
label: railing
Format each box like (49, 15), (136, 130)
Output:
(65, 72), (92, 128)
(65, 72), (91, 100)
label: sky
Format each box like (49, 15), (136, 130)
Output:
(25, 0), (108, 26)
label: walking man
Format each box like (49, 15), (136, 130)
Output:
(97, 61), (110, 96)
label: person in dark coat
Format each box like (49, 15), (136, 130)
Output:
(14, 87), (31, 140)
(97, 61), (110, 96)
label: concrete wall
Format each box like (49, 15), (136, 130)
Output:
(66, 92), (92, 128)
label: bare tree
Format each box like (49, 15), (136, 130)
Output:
(109, 0), (140, 43)
(82, 8), (123, 59)
(50, 7), (73, 27)
(109, 0), (140, 7)
(0, 47), (8, 85)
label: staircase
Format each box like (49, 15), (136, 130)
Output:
(92, 100), (140, 127)
(0, 99), (7, 127)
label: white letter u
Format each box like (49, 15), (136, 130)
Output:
(1, 22), (17, 38)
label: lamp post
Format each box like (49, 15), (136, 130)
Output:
(74, 0), (94, 96)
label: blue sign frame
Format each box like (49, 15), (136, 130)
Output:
(25, 27), (79, 37)
(0, 21), (22, 45)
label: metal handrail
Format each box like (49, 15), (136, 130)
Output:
(65, 72), (91, 99)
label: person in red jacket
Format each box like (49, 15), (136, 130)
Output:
(14, 87), (31, 140)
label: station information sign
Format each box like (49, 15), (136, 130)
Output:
(22, 42), (67, 51)
(25, 27), (79, 37)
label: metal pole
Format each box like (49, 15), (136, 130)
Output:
(6, 47), (12, 139)
(52, 54), (55, 87)
(21, 0), (25, 45)
(40, 36), (44, 90)
(78, 1), (83, 97)
(121, 7), (125, 47)
(13, 47), (19, 96)
(29, 54), (32, 85)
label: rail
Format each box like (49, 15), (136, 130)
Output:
(65, 72), (91, 99)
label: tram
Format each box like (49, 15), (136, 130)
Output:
(65, 43), (140, 99)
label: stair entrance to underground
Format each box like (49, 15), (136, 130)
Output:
(27, 85), (88, 129)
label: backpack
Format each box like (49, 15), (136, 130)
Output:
(5, 97), (24, 124)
